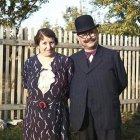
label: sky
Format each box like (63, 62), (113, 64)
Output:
(21, 0), (140, 29)
(21, 0), (83, 28)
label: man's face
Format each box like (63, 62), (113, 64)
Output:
(77, 28), (98, 50)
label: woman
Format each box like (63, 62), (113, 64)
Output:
(22, 28), (73, 140)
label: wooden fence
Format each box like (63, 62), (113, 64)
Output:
(0, 26), (140, 121)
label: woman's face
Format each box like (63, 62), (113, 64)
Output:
(39, 35), (56, 57)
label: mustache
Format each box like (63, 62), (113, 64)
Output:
(84, 38), (97, 43)
(44, 48), (55, 51)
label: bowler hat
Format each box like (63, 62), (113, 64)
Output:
(73, 15), (99, 33)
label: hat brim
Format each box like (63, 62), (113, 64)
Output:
(72, 24), (99, 33)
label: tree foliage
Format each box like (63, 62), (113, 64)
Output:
(42, 19), (51, 28)
(0, 0), (49, 27)
(90, 0), (140, 36)
(63, 7), (86, 31)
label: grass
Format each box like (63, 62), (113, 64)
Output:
(122, 111), (140, 140)
(0, 111), (140, 140)
(0, 123), (23, 140)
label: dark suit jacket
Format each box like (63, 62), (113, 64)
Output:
(69, 45), (127, 131)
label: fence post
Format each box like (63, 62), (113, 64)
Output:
(0, 26), (3, 119)
(136, 36), (140, 110)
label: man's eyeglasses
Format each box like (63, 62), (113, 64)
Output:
(78, 29), (97, 39)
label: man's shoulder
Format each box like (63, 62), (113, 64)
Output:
(70, 50), (83, 58)
(99, 45), (118, 54)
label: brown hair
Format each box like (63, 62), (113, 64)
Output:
(34, 28), (58, 47)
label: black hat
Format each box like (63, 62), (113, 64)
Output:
(73, 15), (99, 33)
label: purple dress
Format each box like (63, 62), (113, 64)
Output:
(22, 53), (73, 140)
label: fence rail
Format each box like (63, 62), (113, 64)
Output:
(0, 26), (140, 121)
(1, 39), (140, 51)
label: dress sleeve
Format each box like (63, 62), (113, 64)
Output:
(67, 57), (74, 85)
(22, 60), (29, 89)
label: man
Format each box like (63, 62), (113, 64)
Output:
(69, 15), (128, 140)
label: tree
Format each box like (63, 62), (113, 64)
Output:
(0, 0), (49, 28)
(63, 6), (86, 31)
(90, 0), (140, 36)
(42, 18), (51, 28)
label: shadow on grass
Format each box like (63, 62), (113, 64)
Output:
(122, 104), (140, 140)
(0, 107), (140, 140)
(0, 123), (23, 140)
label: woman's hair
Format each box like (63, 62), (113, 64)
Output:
(34, 28), (58, 46)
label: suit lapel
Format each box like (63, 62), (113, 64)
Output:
(88, 45), (103, 72)
(76, 50), (89, 73)
(76, 46), (103, 73)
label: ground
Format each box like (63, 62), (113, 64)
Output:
(122, 111), (140, 140)
(0, 112), (140, 140)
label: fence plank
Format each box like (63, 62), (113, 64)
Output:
(15, 27), (23, 119)
(0, 27), (140, 121)
(0, 26), (4, 119)
(64, 30), (68, 43)
(131, 37), (136, 112)
(10, 46), (16, 120)
(0, 104), (25, 110)
(135, 36), (140, 110)
(58, 28), (63, 43)
(123, 36), (128, 112)
(16, 46), (22, 119)
(68, 31), (73, 43)
(118, 35), (123, 106)
(22, 28), (29, 117)
(127, 36), (132, 112)
(4, 27), (11, 121)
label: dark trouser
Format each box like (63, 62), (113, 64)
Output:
(70, 109), (121, 140)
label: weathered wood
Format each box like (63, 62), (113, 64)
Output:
(0, 98), (140, 111)
(135, 37), (140, 110)
(58, 28), (63, 43)
(22, 28), (29, 118)
(68, 31), (73, 43)
(131, 37), (136, 111)
(64, 30), (68, 43)
(0, 39), (34, 46)
(127, 36), (132, 111)
(17, 28), (24, 119)
(120, 99), (140, 104)
(118, 35), (123, 103)
(4, 27), (11, 121)
(0, 26), (4, 118)
(0, 39), (140, 51)
(17, 46), (22, 119)
(10, 46), (16, 120)
(0, 26), (140, 121)
(123, 36), (128, 112)
(0, 104), (26, 110)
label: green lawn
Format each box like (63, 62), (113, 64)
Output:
(122, 112), (140, 140)
(0, 112), (140, 140)
(0, 123), (23, 140)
